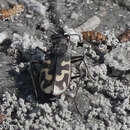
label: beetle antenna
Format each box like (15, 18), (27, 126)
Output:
(29, 61), (38, 100)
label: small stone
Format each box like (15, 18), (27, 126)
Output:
(19, 63), (24, 68)
(29, 113), (36, 119)
(74, 16), (101, 32)
(19, 98), (25, 107)
(15, 67), (20, 73)
(44, 103), (52, 113)
(0, 31), (9, 44)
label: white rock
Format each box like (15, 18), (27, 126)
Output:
(43, 19), (50, 30)
(6, 108), (12, 116)
(74, 16), (101, 32)
(64, 26), (82, 44)
(15, 67), (20, 73)
(12, 94), (17, 101)
(44, 103), (52, 113)
(12, 32), (45, 50)
(24, 120), (30, 130)
(55, 114), (61, 122)
(22, 108), (27, 113)
(29, 113), (36, 118)
(17, 111), (22, 117)
(0, 31), (9, 44)
(19, 98), (25, 107)
(71, 11), (79, 20)
(19, 63), (24, 68)
(19, 0), (47, 18)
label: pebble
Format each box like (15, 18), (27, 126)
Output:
(0, 31), (9, 44)
(74, 16), (101, 32)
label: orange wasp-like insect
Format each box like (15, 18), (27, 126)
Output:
(118, 29), (130, 43)
(81, 31), (107, 43)
(0, 4), (24, 20)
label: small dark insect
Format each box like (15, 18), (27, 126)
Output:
(81, 31), (107, 43)
(30, 30), (76, 99)
(29, 29), (94, 118)
(29, 29), (90, 102)
(118, 29), (130, 43)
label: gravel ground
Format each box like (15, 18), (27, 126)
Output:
(0, 0), (130, 130)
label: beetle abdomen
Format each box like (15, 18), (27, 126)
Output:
(39, 54), (71, 96)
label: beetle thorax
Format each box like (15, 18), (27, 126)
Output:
(52, 43), (68, 56)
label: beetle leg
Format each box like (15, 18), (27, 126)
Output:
(29, 61), (38, 99)
(73, 80), (83, 117)
(35, 46), (46, 54)
(71, 55), (83, 63)
(71, 55), (94, 80)
(29, 60), (43, 99)
(71, 75), (80, 80)
(82, 59), (95, 81)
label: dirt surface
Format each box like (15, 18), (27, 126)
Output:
(0, 0), (130, 130)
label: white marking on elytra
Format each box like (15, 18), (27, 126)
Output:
(40, 80), (52, 94)
(53, 82), (67, 95)
(55, 70), (70, 81)
(40, 68), (53, 81)
(61, 60), (70, 66)
(44, 60), (51, 64)
(55, 60), (70, 82)
(53, 60), (71, 95)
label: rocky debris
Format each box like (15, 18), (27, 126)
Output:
(19, 0), (48, 18)
(74, 16), (101, 32)
(104, 30), (119, 47)
(114, 0), (130, 11)
(0, 92), (75, 130)
(11, 32), (45, 50)
(104, 42), (130, 71)
(63, 26), (82, 45)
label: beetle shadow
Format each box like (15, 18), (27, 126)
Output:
(8, 64), (34, 99)
(7, 47), (57, 104)
(8, 65), (57, 103)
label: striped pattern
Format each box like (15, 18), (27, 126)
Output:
(39, 54), (71, 95)
(53, 55), (71, 95)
